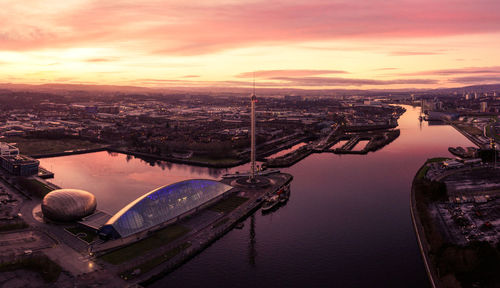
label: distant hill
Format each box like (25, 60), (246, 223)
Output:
(432, 84), (500, 94)
(0, 82), (499, 97)
(0, 83), (155, 94)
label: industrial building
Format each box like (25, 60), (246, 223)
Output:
(98, 179), (234, 239)
(0, 142), (39, 176)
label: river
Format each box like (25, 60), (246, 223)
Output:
(39, 105), (475, 287)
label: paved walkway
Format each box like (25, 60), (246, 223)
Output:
(43, 244), (96, 276)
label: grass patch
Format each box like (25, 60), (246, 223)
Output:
(209, 195), (249, 213)
(3, 136), (104, 156)
(455, 124), (484, 136)
(485, 124), (500, 142)
(416, 158), (450, 180)
(188, 155), (241, 166)
(17, 178), (54, 198)
(416, 165), (429, 180)
(0, 253), (62, 282)
(0, 219), (28, 231)
(426, 157), (450, 163)
(121, 242), (191, 280)
(212, 218), (229, 229)
(99, 224), (190, 265)
(65, 226), (97, 244)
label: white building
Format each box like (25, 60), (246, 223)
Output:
(0, 142), (19, 157)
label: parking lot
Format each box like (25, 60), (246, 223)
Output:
(434, 198), (499, 245)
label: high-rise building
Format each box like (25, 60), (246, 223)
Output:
(480, 102), (488, 113)
(250, 90), (257, 180)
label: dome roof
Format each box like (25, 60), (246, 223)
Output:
(41, 189), (97, 222)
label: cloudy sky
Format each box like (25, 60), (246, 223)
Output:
(1, 0), (500, 89)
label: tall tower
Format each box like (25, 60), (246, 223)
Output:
(250, 86), (257, 180)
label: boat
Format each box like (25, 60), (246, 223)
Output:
(261, 195), (280, 212)
(278, 187), (290, 203)
(449, 146), (478, 158)
(279, 194), (288, 203)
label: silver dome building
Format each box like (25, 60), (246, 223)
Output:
(41, 189), (97, 222)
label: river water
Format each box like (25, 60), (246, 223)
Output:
(39, 105), (475, 287)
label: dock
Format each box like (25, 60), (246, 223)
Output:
(265, 129), (400, 167)
(37, 166), (54, 179)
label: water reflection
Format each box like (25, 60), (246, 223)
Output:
(39, 105), (476, 288)
(156, 105), (475, 288)
(39, 151), (234, 214)
(248, 215), (256, 267)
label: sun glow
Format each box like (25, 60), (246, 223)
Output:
(1, 0), (499, 89)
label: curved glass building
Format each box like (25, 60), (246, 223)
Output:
(99, 179), (233, 239)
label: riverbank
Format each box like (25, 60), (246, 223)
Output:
(410, 162), (441, 288)
(31, 147), (108, 159)
(107, 147), (246, 168)
(2, 136), (245, 168)
(448, 123), (489, 149)
(411, 159), (500, 288)
(14, 127), (395, 170)
(2, 137), (108, 157)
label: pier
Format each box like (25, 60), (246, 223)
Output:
(265, 129), (400, 167)
(338, 135), (361, 151)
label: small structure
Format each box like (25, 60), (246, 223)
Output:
(442, 159), (463, 169)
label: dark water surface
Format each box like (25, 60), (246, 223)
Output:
(39, 106), (474, 287)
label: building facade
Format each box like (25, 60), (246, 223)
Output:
(0, 142), (39, 176)
(99, 179), (234, 239)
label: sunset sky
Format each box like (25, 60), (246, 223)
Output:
(1, 0), (500, 89)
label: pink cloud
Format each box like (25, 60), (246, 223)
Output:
(389, 51), (443, 56)
(269, 76), (438, 86)
(404, 66), (500, 76)
(85, 58), (118, 62)
(129, 76), (438, 88)
(237, 69), (348, 78)
(1, 0), (499, 55)
(450, 76), (500, 84)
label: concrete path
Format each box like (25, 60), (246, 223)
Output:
(43, 244), (96, 276)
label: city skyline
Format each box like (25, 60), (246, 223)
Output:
(2, 0), (500, 89)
